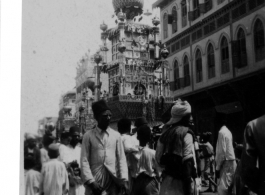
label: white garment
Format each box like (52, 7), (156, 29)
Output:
(215, 126), (236, 195)
(39, 159), (69, 195)
(215, 126), (235, 170)
(40, 148), (50, 165)
(59, 144), (85, 195)
(121, 134), (139, 153)
(25, 169), (41, 195)
(217, 161), (237, 195)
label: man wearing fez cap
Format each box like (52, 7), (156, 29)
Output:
(81, 99), (128, 195)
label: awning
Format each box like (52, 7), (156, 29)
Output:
(215, 101), (243, 114)
(152, 0), (163, 9)
(152, 0), (172, 9)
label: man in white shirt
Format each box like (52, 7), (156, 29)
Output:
(59, 126), (84, 195)
(215, 116), (236, 195)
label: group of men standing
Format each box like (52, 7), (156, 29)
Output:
(24, 98), (265, 195)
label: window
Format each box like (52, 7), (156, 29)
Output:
(254, 19), (265, 61)
(163, 13), (168, 39)
(195, 49), (202, 83)
(174, 60), (180, 90)
(221, 37), (229, 74)
(193, 0), (199, 9)
(181, 0), (187, 27)
(183, 56), (190, 87)
(237, 28), (247, 68)
(172, 7), (178, 34)
(207, 44), (215, 79)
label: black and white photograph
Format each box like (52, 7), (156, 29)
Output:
(1, 0), (265, 195)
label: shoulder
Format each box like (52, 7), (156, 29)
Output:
(83, 128), (95, 138)
(109, 128), (121, 137)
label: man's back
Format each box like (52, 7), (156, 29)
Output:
(40, 159), (69, 195)
(25, 169), (41, 195)
(242, 115), (265, 193)
(216, 126), (235, 167)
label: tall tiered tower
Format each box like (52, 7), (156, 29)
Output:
(100, 0), (173, 129)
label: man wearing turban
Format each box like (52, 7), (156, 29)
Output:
(155, 99), (199, 195)
(80, 100), (128, 195)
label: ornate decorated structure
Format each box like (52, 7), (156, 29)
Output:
(98, 0), (174, 129)
(57, 90), (76, 136)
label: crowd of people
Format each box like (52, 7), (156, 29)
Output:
(24, 99), (265, 195)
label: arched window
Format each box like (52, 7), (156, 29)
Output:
(163, 13), (168, 39)
(181, 0), (187, 27)
(174, 60), (180, 90)
(221, 37), (229, 74)
(207, 43), (215, 79)
(254, 19), (265, 61)
(172, 6), (178, 34)
(236, 28), (247, 68)
(183, 56), (190, 87)
(195, 49), (202, 83)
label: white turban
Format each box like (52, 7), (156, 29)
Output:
(166, 99), (191, 125)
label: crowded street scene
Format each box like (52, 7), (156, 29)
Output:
(20, 0), (265, 195)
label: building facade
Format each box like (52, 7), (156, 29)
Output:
(57, 90), (76, 136)
(153, 0), (265, 143)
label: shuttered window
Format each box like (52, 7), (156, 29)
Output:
(207, 44), (215, 79)
(254, 19), (265, 61)
(195, 50), (203, 83)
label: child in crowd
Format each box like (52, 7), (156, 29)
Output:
(118, 118), (139, 154)
(24, 156), (41, 195)
(39, 143), (69, 195)
(128, 125), (161, 195)
(199, 132), (215, 193)
(118, 118), (139, 194)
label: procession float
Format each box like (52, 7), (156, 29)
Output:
(97, 0), (174, 130)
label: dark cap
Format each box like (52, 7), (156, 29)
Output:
(69, 126), (80, 136)
(134, 117), (148, 128)
(92, 100), (110, 118)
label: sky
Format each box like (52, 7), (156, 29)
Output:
(21, 0), (158, 135)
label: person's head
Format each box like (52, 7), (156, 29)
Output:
(166, 99), (191, 126)
(118, 118), (131, 135)
(60, 131), (70, 146)
(42, 135), (55, 149)
(137, 125), (151, 146)
(70, 161), (81, 176)
(69, 126), (80, 147)
(26, 134), (37, 149)
(201, 132), (212, 143)
(48, 143), (60, 159)
(132, 117), (148, 134)
(92, 100), (112, 130)
(134, 117), (148, 128)
(24, 156), (36, 170)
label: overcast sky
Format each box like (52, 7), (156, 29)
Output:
(21, 0), (158, 134)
